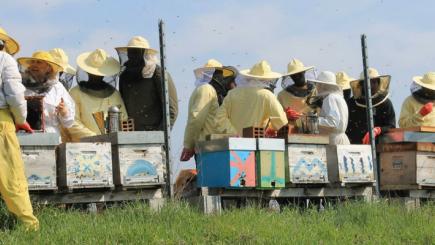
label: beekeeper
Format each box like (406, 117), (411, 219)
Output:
(0, 27), (39, 230)
(18, 51), (75, 136)
(214, 60), (288, 136)
(49, 48), (76, 90)
(307, 71), (350, 145)
(67, 49), (127, 142)
(278, 58), (317, 122)
(116, 36), (178, 131)
(346, 68), (396, 144)
(336, 71), (354, 101)
(399, 72), (435, 127)
(180, 59), (237, 161)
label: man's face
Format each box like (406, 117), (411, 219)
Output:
(290, 72), (306, 87)
(88, 73), (104, 83)
(126, 48), (145, 66)
(421, 87), (435, 99)
(360, 78), (381, 96)
(28, 60), (52, 82)
(370, 78), (380, 95)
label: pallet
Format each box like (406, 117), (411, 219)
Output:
(381, 184), (435, 191)
(382, 189), (435, 209)
(114, 182), (166, 191)
(187, 186), (373, 214)
(30, 188), (165, 210)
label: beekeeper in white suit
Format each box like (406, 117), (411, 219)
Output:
(307, 71), (350, 145)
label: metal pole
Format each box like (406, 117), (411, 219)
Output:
(361, 34), (380, 196)
(159, 19), (173, 198)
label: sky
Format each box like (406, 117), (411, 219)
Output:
(2, 0), (435, 180)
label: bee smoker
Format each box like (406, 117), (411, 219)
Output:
(106, 106), (120, 133)
(305, 111), (319, 134)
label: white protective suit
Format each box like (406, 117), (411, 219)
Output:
(25, 81), (75, 133)
(311, 71), (350, 145)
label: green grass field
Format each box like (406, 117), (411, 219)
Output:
(0, 200), (434, 244)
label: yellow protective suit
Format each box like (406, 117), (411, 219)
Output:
(277, 89), (317, 126)
(277, 90), (313, 114)
(214, 87), (288, 135)
(67, 86), (128, 142)
(399, 95), (435, 128)
(183, 84), (218, 149)
(0, 109), (39, 231)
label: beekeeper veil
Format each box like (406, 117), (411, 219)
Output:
(17, 51), (63, 94)
(237, 60), (282, 92)
(306, 71), (340, 109)
(75, 49), (121, 98)
(116, 36), (159, 81)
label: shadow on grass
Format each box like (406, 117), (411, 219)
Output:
(0, 202), (18, 231)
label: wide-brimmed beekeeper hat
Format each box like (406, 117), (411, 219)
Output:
(194, 59), (236, 78)
(49, 48), (76, 75)
(336, 71), (354, 90)
(283, 58), (314, 77)
(76, 48), (120, 77)
(413, 72), (435, 91)
(350, 68), (391, 98)
(0, 27), (20, 55)
(309, 71), (339, 89)
(240, 60), (282, 80)
(17, 51), (63, 73)
(115, 36), (158, 55)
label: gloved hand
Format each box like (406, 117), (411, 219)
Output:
(180, 148), (195, 162)
(362, 127), (381, 144)
(285, 107), (302, 120)
(419, 102), (433, 116)
(16, 121), (34, 133)
(265, 127), (277, 138)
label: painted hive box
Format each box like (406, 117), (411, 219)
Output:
(256, 138), (285, 188)
(287, 144), (328, 184)
(380, 151), (435, 190)
(81, 131), (166, 187)
(117, 145), (165, 186)
(326, 145), (375, 184)
(17, 133), (60, 190)
(57, 142), (113, 189)
(196, 138), (256, 188)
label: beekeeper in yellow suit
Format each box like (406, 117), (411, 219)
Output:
(0, 27), (39, 230)
(336, 71), (354, 101)
(180, 59), (237, 161)
(214, 60), (288, 136)
(278, 59), (317, 123)
(399, 72), (435, 127)
(67, 49), (127, 141)
(49, 48), (77, 142)
(49, 48), (76, 90)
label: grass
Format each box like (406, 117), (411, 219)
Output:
(0, 200), (434, 244)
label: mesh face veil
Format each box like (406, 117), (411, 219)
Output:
(281, 69), (317, 89)
(116, 48), (158, 79)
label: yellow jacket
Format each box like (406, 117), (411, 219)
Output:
(277, 89), (314, 115)
(399, 95), (435, 128)
(214, 87), (288, 135)
(183, 84), (219, 149)
(67, 86), (128, 142)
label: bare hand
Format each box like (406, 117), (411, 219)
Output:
(56, 98), (68, 117)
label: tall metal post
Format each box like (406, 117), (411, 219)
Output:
(159, 19), (173, 198)
(361, 34), (380, 196)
